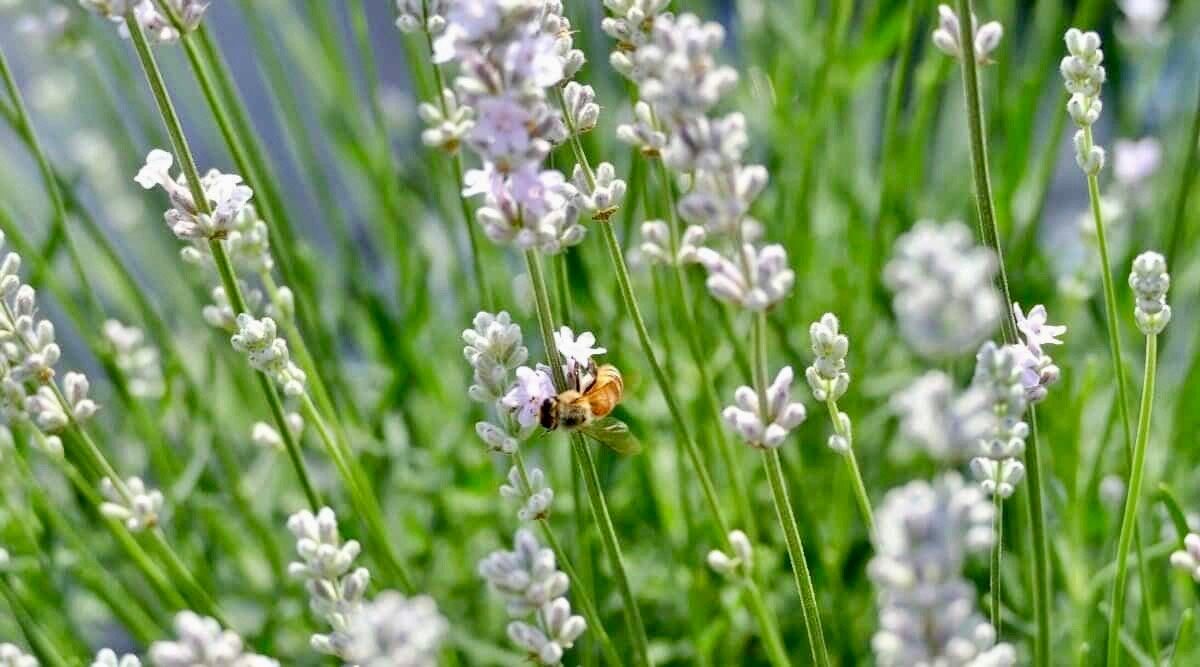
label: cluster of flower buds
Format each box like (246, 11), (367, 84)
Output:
(602, 0), (672, 62)
(136, 150), (254, 242)
(201, 284), (263, 333)
(931, 4), (1003, 64)
(92, 649), (142, 667)
(463, 311), (535, 455)
(500, 464), (554, 521)
(150, 612), (279, 667)
(0, 235), (98, 432)
(1061, 29), (1107, 175)
(884, 221), (1003, 360)
(395, 0), (446, 35)
(561, 82), (600, 136)
(869, 474), (1012, 667)
(890, 371), (992, 463)
(693, 243), (794, 311)
(287, 507), (370, 660)
(103, 320), (165, 399)
(806, 313), (851, 403)
(722, 366), (807, 449)
(433, 0), (593, 255)
(570, 162), (626, 221)
(230, 314), (307, 397)
(706, 529), (754, 578)
(479, 529), (586, 665)
(346, 591), (448, 667)
(1129, 251), (1171, 335)
(968, 342), (1030, 499)
(417, 89), (474, 154)
(0, 644), (37, 667)
(100, 476), (164, 532)
(1170, 533), (1200, 582)
(80, 0), (208, 44)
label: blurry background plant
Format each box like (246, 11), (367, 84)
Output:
(0, 0), (1198, 664)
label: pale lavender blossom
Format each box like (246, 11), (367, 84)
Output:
(502, 366), (556, 429)
(1114, 137), (1162, 187)
(722, 366), (807, 449)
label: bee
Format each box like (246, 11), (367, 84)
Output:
(540, 364), (640, 454)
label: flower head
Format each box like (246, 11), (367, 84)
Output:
(1129, 251), (1171, 335)
(502, 366), (556, 429)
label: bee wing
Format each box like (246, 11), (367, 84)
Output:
(581, 416), (642, 455)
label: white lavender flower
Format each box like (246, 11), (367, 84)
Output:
(507, 598), (587, 666)
(136, 150), (254, 241)
(395, 0), (445, 34)
(500, 464), (554, 521)
(287, 507), (370, 660)
(967, 342), (1030, 499)
(230, 314), (307, 397)
(418, 89), (474, 154)
(0, 644), (37, 667)
(103, 320), (165, 399)
(1118, 0), (1168, 40)
(570, 163), (626, 221)
(92, 649), (141, 667)
(479, 528), (569, 616)
(694, 243), (794, 311)
(884, 221), (1003, 360)
(870, 473), (1010, 667)
(561, 82), (599, 135)
(480, 529), (585, 665)
(706, 529), (753, 578)
(601, 0), (671, 57)
(931, 4), (1003, 64)
(464, 311), (529, 403)
(1170, 533), (1200, 582)
(722, 366), (807, 449)
(616, 101), (667, 156)
(100, 476), (164, 532)
(1061, 28), (1107, 175)
(806, 313), (851, 403)
(346, 591), (448, 667)
(150, 612), (278, 667)
(437, 0), (589, 255)
(891, 371), (992, 463)
(1011, 303), (1065, 403)
(1129, 251), (1171, 335)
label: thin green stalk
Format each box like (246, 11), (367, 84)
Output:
(1170, 609), (1194, 667)
(0, 577), (70, 667)
(823, 397), (874, 541)
(955, 4), (1049, 662)
(523, 249), (651, 667)
(992, 491), (1004, 631)
(555, 94), (739, 552)
(0, 44), (103, 323)
(651, 155), (757, 541)
(124, 12), (326, 513)
(1165, 82), (1200, 270)
(1108, 334), (1159, 666)
(741, 578), (792, 667)
(299, 393), (414, 592)
(511, 454), (622, 667)
(754, 312), (828, 665)
(761, 447), (828, 666)
(1081, 122), (1160, 663)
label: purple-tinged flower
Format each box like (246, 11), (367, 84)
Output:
(502, 366), (556, 428)
(1013, 303), (1066, 354)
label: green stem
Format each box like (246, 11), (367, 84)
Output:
(523, 249), (652, 667)
(824, 396), (874, 541)
(761, 447), (828, 666)
(955, 5), (1049, 661)
(1081, 121), (1160, 663)
(1107, 334), (1159, 666)
(741, 578), (792, 667)
(0, 577), (70, 667)
(1165, 82), (1200, 270)
(0, 44), (103, 323)
(992, 492), (1004, 632)
(124, 12), (327, 513)
(299, 393), (413, 592)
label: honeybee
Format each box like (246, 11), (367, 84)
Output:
(540, 364), (640, 454)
